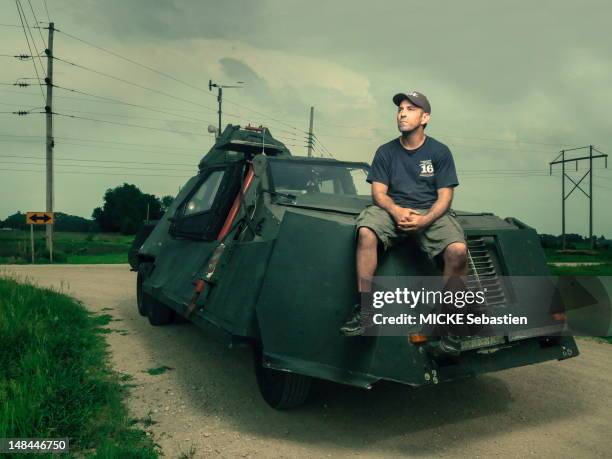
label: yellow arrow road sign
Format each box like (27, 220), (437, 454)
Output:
(26, 212), (54, 225)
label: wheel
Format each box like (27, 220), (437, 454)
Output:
(136, 271), (148, 316)
(253, 345), (311, 409)
(147, 297), (175, 326)
(137, 263), (174, 326)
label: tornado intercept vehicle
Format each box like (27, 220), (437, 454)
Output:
(130, 124), (579, 409)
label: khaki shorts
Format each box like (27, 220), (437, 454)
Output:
(356, 205), (466, 259)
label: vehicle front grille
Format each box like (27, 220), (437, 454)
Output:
(466, 237), (506, 307)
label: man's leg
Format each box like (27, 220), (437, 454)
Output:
(356, 226), (379, 292)
(340, 226), (379, 336)
(442, 241), (468, 277)
(341, 206), (395, 336)
(417, 213), (468, 344)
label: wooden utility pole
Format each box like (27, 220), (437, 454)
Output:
(307, 106), (314, 157)
(44, 22), (54, 262)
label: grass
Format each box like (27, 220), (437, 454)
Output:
(146, 366), (173, 376)
(548, 263), (612, 276)
(544, 247), (612, 263)
(0, 277), (158, 458)
(0, 231), (133, 265)
(66, 253), (129, 264)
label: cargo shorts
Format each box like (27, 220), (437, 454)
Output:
(356, 205), (466, 259)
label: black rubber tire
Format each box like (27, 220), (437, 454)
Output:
(136, 271), (148, 316)
(253, 345), (311, 409)
(174, 314), (190, 324)
(147, 297), (175, 326)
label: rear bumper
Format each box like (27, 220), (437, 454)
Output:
(263, 336), (579, 389)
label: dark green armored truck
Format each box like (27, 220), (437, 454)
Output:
(131, 125), (579, 409)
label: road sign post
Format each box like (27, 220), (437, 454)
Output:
(26, 212), (55, 263)
(30, 224), (35, 264)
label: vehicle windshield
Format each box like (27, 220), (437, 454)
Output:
(269, 161), (370, 198)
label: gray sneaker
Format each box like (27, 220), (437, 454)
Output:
(340, 304), (364, 336)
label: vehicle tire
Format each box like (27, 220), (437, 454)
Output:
(174, 314), (189, 324)
(147, 297), (175, 326)
(253, 345), (311, 409)
(136, 270), (149, 317)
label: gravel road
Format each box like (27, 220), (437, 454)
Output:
(1, 264), (610, 458)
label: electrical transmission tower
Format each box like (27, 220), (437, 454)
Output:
(549, 145), (608, 249)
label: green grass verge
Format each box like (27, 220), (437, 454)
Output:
(66, 253), (128, 264)
(0, 277), (158, 458)
(544, 248), (612, 263)
(0, 231), (133, 265)
(548, 263), (612, 276)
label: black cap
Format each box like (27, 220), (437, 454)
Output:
(393, 91), (431, 114)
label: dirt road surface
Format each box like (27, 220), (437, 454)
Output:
(1, 264), (610, 458)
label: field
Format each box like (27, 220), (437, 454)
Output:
(0, 230), (133, 264)
(0, 277), (157, 457)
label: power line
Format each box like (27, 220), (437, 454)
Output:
(48, 106), (209, 123)
(52, 111), (209, 137)
(0, 153), (195, 167)
(17, 0), (46, 87)
(0, 133), (204, 151)
(52, 55), (220, 113)
(14, 0), (45, 102)
(223, 97), (308, 134)
(0, 159), (195, 173)
(0, 167), (191, 178)
(0, 85), (308, 137)
(41, 0), (50, 23)
(53, 29), (309, 134)
(50, 83), (217, 123)
(312, 134), (335, 158)
(55, 141), (204, 159)
(25, 0), (46, 49)
(55, 28), (217, 99)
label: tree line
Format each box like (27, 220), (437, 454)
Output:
(0, 183), (174, 235)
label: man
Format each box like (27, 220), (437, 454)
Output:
(340, 91), (468, 336)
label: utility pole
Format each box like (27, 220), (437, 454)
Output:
(209, 80), (243, 135)
(44, 22), (54, 262)
(307, 106), (314, 157)
(550, 145), (608, 250)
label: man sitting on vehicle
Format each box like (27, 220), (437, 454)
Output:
(340, 91), (468, 336)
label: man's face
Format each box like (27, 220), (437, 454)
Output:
(396, 99), (430, 133)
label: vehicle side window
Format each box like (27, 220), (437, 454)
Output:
(170, 163), (243, 240)
(184, 170), (224, 216)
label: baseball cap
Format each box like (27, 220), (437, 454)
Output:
(393, 91), (431, 114)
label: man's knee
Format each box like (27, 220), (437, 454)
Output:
(443, 242), (468, 268)
(357, 226), (378, 248)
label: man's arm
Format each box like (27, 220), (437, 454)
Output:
(372, 181), (415, 223)
(398, 187), (454, 231)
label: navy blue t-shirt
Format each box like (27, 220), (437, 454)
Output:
(367, 136), (458, 208)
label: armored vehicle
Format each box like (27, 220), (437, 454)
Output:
(130, 125), (579, 409)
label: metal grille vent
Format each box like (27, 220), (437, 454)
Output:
(466, 237), (506, 306)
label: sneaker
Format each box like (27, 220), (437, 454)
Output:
(340, 304), (364, 336)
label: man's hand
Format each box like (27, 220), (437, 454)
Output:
(396, 212), (432, 232)
(392, 207), (416, 225)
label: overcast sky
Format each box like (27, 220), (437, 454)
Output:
(1, 0), (610, 236)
